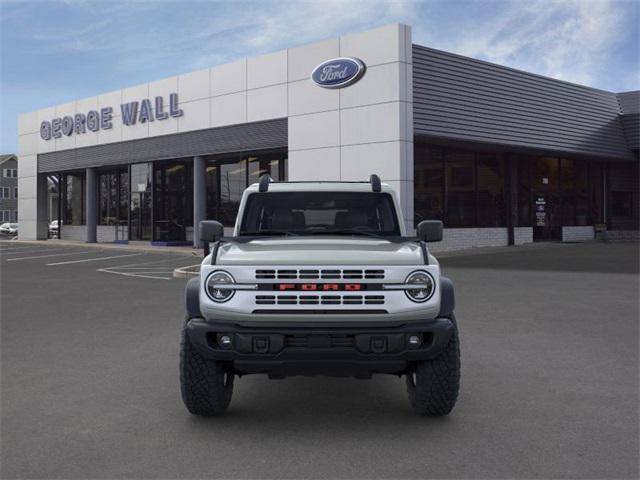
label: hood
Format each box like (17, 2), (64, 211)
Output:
(215, 237), (423, 266)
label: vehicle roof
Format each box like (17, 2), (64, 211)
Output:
(245, 181), (396, 193)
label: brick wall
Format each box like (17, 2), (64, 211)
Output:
(514, 227), (533, 245)
(60, 225), (86, 241)
(96, 225), (129, 242)
(429, 228), (509, 252)
(562, 226), (594, 242)
(605, 230), (640, 242)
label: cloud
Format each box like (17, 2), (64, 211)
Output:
(414, 0), (637, 89)
(187, 0), (418, 69)
(1, 0), (638, 153)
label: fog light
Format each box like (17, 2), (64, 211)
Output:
(408, 335), (421, 346)
(219, 335), (232, 346)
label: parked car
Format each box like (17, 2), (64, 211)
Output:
(0, 223), (18, 236)
(181, 174), (460, 416)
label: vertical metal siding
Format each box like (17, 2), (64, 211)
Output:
(413, 44), (633, 160)
(37, 118), (287, 173)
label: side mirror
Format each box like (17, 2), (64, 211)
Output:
(199, 220), (224, 243)
(417, 220), (443, 242)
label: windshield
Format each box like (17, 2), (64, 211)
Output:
(239, 192), (401, 237)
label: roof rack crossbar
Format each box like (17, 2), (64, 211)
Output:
(369, 174), (382, 192)
(258, 174), (273, 192)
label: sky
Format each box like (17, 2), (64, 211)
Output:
(1, 0), (638, 153)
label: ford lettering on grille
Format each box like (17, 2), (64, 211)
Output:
(278, 283), (362, 291)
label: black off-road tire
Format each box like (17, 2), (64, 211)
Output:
(180, 320), (234, 416)
(406, 316), (460, 416)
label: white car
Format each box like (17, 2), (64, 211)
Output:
(180, 174), (460, 417)
(0, 223), (18, 236)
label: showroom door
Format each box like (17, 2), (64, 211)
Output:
(130, 192), (152, 241)
(532, 157), (561, 241)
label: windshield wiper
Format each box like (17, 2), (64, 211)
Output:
(239, 229), (300, 237)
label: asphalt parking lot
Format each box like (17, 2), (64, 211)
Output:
(1, 240), (638, 479)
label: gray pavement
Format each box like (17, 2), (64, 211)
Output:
(1, 240), (638, 479)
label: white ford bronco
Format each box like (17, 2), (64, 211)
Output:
(181, 175), (460, 416)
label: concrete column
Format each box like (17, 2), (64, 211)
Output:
(85, 167), (97, 243)
(193, 156), (207, 248)
(36, 174), (49, 239)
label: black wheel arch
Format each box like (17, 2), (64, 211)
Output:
(438, 276), (455, 318)
(185, 276), (202, 318)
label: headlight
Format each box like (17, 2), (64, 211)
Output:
(205, 270), (235, 302)
(405, 270), (435, 303)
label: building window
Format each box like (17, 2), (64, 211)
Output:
(1, 210), (9, 222)
(516, 156), (532, 227)
(414, 144), (443, 223)
(608, 162), (639, 230)
(13, 187), (18, 199)
(445, 151), (476, 227)
(414, 143), (508, 228)
(3, 168), (17, 178)
(612, 192), (633, 217)
(574, 160), (589, 226)
(0, 187), (9, 199)
(99, 169), (128, 225)
(589, 162), (604, 225)
(62, 173), (85, 225)
(206, 149), (287, 227)
(12, 210), (18, 222)
(154, 161), (192, 241)
(477, 154), (505, 227)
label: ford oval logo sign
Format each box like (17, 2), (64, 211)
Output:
(311, 57), (366, 89)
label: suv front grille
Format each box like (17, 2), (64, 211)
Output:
(255, 269), (385, 280)
(255, 294), (385, 306)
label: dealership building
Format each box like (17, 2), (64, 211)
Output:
(17, 24), (639, 250)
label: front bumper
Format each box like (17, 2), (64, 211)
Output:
(186, 317), (454, 378)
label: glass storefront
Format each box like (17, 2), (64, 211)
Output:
(520, 157), (604, 240)
(608, 162), (639, 230)
(129, 163), (152, 241)
(153, 160), (192, 242)
(206, 149), (287, 227)
(414, 140), (615, 241)
(54, 149), (287, 242)
(414, 143), (505, 228)
(98, 168), (128, 225)
(61, 172), (85, 225)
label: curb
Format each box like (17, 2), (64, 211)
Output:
(173, 264), (200, 279)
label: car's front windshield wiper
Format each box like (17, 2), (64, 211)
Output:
(239, 229), (300, 237)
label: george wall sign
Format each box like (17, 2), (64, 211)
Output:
(311, 57), (366, 89)
(40, 93), (184, 140)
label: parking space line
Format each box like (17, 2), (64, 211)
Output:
(46, 253), (142, 266)
(97, 270), (172, 280)
(97, 256), (195, 280)
(7, 250), (99, 262)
